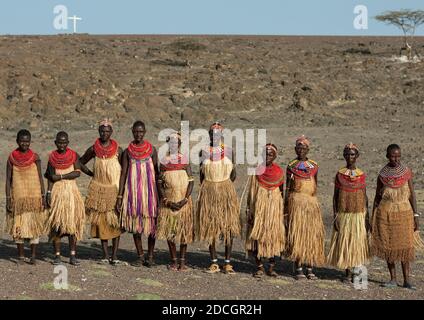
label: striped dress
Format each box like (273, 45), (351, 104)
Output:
(121, 141), (158, 236)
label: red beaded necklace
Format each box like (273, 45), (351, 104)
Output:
(379, 163), (411, 188)
(8, 149), (37, 168)
(128, 140), (153, 160)
(49, 148), (77, 169)
(256, 163), (284, 190)
(94, 138), (118, 159)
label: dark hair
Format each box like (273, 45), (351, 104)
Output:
(132, 121), (145, 130)
(386, 144), (400, 156)
(17, 129), (31, 140)
(56, 131), (69, 140)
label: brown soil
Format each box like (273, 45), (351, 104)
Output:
(0, 35), (423, 300)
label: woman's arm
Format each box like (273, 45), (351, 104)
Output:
(115, 149), (129, 212)
(199, 150), (204, 184)
(313, 172), (318, 196)
(408, 176), (419, 231)
(333, 176), (339, 231)
(230, 148), (236, 182)
(79, 147), (95, 176)
(364, 186), (371, 232)
(45, 162), (55, 208)
(35, 155), (46, 208)
(175, 165), (194, 210)
(373, 177), (383, 213)
(5, 160), (13, 213)
(152, 147), (159, 178)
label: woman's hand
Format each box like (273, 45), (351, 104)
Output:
(6, 197), (12, 214)
(51, 174), (61, 182)
(42, 195), (47, 210)
(169, 202), (180, 211)
(333, 216), (340, 232)
(414, 216), (420, 232)
(176, 198), (188, 209)
(115, 197), (123, 214)
(366, 219), (372, 233)
(46, 193), (52, 208)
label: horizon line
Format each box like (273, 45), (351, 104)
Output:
(1, 33), (423, 38)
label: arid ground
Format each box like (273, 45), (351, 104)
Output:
(0, 35), (423, 300)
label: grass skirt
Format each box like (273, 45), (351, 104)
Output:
(285, 178), (325, 266)
(245, 176), (285, 259)
(46, 166), (85, 241)
(327, 211), (370, 269)
(196, 179), (240, 245)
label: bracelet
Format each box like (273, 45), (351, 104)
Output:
(60, 174), (63, 180)
(414, 213), (421, 217)
(117, 195), (123, 199)
(46, 191), (51, 194)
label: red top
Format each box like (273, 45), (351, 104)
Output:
(94, 139), (118, 159)
(127, 140), (153, 160)
(335, 172), (366, 192)
(49, 148), (77, 169)
(256, 163), (284, 190)
(8, 149), (37, 168)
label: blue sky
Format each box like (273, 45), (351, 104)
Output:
(1, 0), (423, 35)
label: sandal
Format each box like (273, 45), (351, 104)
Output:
(29, 257), (37, 265)
(306, 268), (318, 280)
(131, 256), (145, 267)
(167, 259), (178, 271)
(268, 270), (278, 277)
(178, 259), (189, 271)
(110, 259), (128, 266)
(295, 268), (306, 280)
(295, 273), (307, 280)
(222, 264), (236, 275)
(307, 273), (318, 280)
(403, 282), (417, 290)
(16, 257), (26, 265)
(205, 263), (221, 274)
(98, 258), (110, 265)
(144, 255), (156, 268)
(253, 266), (265, 278)
(70, 255), (80, 266)
(381, 280), (398, 288)
(167, 264), (178, 271)
(52, 255), (62, 265)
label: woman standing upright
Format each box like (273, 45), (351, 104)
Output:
(327, 143), (370, 283)
(285, 135), (325, 280)
(196, 122), (240, 274)
(372, 144), (421, 290)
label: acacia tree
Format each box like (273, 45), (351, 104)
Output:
(375, 9), (424, 59)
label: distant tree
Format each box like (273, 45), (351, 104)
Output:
(375, 9), (424, 59)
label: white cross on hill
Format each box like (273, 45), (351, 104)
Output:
(68, 15), (82, 33)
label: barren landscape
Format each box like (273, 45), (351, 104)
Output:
(0, 35), (423, 299)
